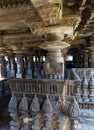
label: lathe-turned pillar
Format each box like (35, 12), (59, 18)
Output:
(6, 55), (11, 77)
(16, 54), (25, 78)
(39, 41), (70, 79)
(0, 55), (7, 78)
(10, 54), (16, 78)
(26, 53), (33, 78)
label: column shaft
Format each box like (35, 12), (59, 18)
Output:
(0, 55), (7, 78)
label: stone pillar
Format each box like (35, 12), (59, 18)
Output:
(33, 55), (39, 78)
(26, 54), (33, 79)
(16, 54), (25, 78)
(39, 55), (45, 78)
(37, 52), (43, 78)
(83, 49), (89, 68)
(10, 54), (16, 78)
(44, 50), (64, 79)
(0, 55), (7, 78)
(39, 41), (70, 80)
(6, 56), (11, 77)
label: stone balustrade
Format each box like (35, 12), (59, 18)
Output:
(74, 68), (94, 80)
(8, 69), (94, 130)
(9, 78), (64, 96)
(8, 78), (67, 130)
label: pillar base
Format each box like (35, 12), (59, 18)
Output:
(26, 69), (32, 79)
(16, 73), (23, 78)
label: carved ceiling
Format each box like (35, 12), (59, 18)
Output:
(0, 0), (93, 54)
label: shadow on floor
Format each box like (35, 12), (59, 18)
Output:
(0, 96), (11, 130)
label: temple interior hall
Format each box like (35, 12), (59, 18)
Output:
(0, 0), (94, 130)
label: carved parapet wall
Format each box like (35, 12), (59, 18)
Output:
(8, 78), (72, 130)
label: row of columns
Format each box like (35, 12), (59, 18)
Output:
(0, 53), (46, 79)
(72, 45), (94, 68)
(1, 46), (94, 79)
(0, 46), (68, 80)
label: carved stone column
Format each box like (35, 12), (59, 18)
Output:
(37, 52), (43, 78)
(6, 56), (11, 77)
(39, 41), (70, 79)
(16, 54), (25, 78)
(33, 55), (39, 78)
(25, 54), (33, 79)
(0, 55), (7, 78)
(10, 54), (16, 78)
